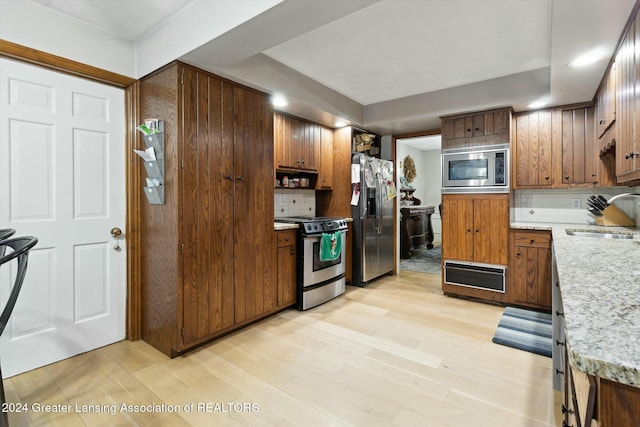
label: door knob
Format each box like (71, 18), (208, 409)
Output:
(111, 227), (122, 251)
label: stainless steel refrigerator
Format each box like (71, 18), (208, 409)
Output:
(351, 154), (395, 287)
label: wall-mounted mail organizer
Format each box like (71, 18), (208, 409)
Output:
(135, 120), (165, 205)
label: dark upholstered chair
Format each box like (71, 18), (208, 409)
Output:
(0, 236), (38, 427)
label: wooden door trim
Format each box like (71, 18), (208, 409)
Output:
(0, 39), (136, 88)
(0, 39), (142, 340)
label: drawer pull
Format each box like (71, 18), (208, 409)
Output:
(556, 310), (564, 317)
(561, 404), (574, 415)
(556, 369), (564, 375)
(556, 340), (565, 347)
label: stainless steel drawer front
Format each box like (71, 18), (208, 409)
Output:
(444, 260), (505, 293)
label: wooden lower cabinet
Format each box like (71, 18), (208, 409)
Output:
(598, 378), (640, 426)
(441, 194), (508, 265)
(563, 344), (640, 427)
(508, 230), (552, 310)
(276, 230), (297, 308)
(441, 194), (508, 302)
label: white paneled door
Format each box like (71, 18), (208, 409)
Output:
(0, 58), (126, 377)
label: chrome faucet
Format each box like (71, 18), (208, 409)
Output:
(607, 193), (640, 204)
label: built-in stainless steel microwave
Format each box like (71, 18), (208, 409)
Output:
(441, 144), (509, 193)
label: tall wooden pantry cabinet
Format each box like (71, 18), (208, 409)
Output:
(139, 62), (276, 357)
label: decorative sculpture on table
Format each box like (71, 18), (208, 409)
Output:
(400, 155), (420, 205)
(403, 155), (416, 185)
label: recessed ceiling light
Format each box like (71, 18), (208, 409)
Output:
(569, 48), (608, 68)
(528, 100), (547, 109)
(272, 95), (288, 107)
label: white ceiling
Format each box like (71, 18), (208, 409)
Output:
(31, 0), (194, 40)
(399, 135), (442, 152)
(27, 0), (637, 135)
(265, 0), (552, 106)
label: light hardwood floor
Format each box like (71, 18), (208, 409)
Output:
(4, 271), (562, 426)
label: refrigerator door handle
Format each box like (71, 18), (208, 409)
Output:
(377, 174), (382, 235)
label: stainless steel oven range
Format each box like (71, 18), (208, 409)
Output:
(275, 216), (348, 310)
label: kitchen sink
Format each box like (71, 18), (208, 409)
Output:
(565, 229), (635, 239)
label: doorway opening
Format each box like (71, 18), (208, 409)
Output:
(395, 134), (442, 275)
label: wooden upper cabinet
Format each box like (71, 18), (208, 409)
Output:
(558, 107), (597, 186)
(616, 16), (639, 179)
(513, 110), (553, 188)
(441, 108), (511, 149)
(596, 62), (616, 139)
(316, 127), (334, 189)
(514, 107), (597, 189)
(274, 112), (320, 171)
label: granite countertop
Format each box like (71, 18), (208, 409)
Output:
(512, 221), (640, 388)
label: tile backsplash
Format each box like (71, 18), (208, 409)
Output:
(274, 189), (316, 218)
(513, 187), (640, 226)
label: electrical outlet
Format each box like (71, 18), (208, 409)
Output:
(571, 198), (581, 209)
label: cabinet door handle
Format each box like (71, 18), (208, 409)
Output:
(290, 250), (295, 255)
(545, 176), (550, 180)
(556, 340), (565, 347)
(530, 239), (535, 244)
(224, 175), (233, 180)
(564, 175), (570, 180)
(556, 310), (564, 317)
(556, 369), (564, 375)
(236, 176), (245, 181)
(466, 229), (471, 233)
(599, 119), (605, 125)
(475, 229), (479, 233)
